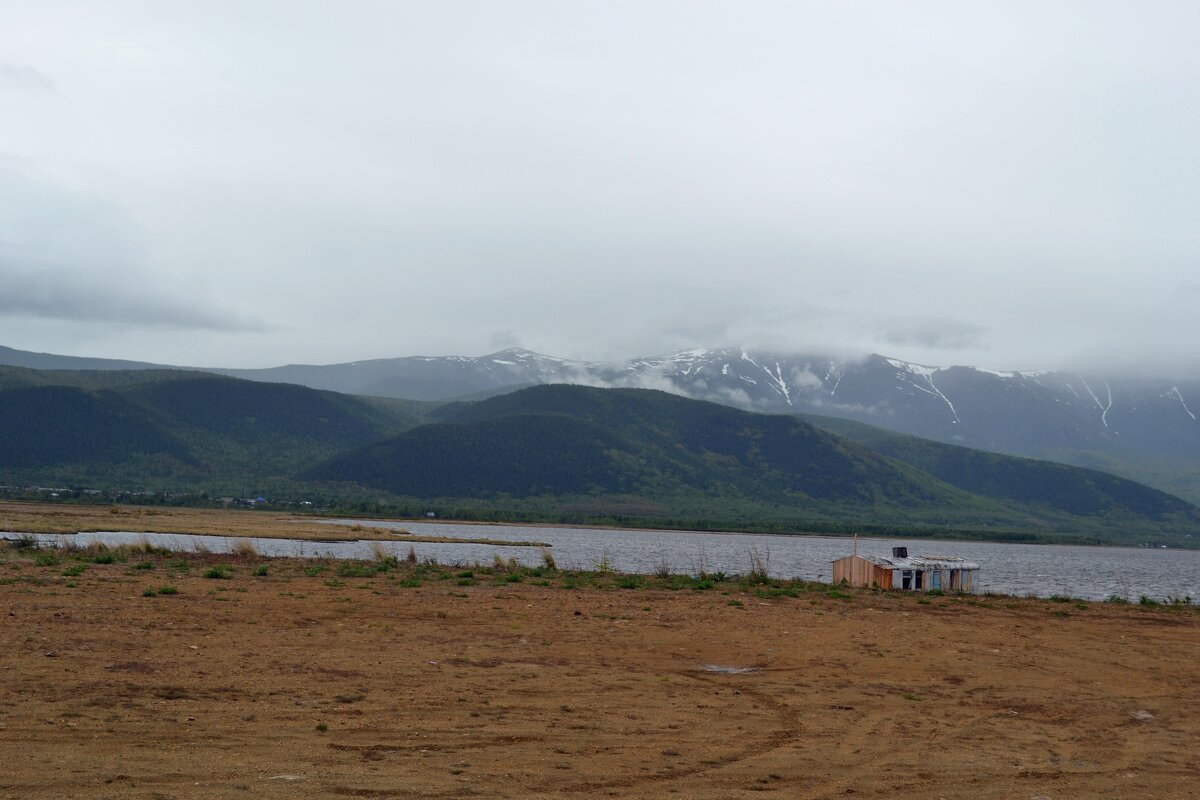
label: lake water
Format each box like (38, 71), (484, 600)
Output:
(5, 520), (1198, 602)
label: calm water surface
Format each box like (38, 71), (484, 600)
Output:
(6, 520), (1198, 601)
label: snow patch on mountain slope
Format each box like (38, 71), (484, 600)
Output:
(738, 350), (795, 405)
(1168, 386), (1197, 421)
(886, 359), (960, 424)
(1080, 379), (1113, 429)
(826, 364), (845, 395)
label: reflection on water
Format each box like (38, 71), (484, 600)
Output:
(5, 521), (1199, 602)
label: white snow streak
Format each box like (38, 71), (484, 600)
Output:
(770, 363), (791, 405)
(741, 350), (792, 405)
(886, 359), (959, 424)
(826, 364), (845, 396)
(1080, 378), (1113, 428)
(1169, 386), (1197, 420)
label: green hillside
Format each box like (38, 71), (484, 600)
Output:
(0, 367), (427, 493)
(306, 385), (1200, 544)
(0, 386), (191, 468)
(796, 413), (1195, 518)
(3, 369), (1197, 545)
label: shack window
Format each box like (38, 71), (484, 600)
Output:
(930, 570), (941, 590)
(901, 570), (913, 590)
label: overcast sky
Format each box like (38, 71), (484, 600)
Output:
(2, 1), (1198, 373)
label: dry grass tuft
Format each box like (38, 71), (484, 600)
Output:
(230, 539), (259, 557)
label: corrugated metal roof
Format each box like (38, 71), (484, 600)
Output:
(838, 554), (980, 570)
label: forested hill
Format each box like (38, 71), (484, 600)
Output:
(0, 367), (426, 493)
(796, 413), (1195, 518)
(306, 385), (1200, 544)
(2, 368), (1196, 544)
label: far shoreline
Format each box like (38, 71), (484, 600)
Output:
(319, 513), (1188, 552)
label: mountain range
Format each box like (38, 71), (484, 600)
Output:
(310, 384), (1197, 544)
(0, 362), (1196, 546)
(3, 343), (1197, 503)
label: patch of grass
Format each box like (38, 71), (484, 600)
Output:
(655, 574), (697, 591)
(304, 564), (327, 577)
(315, 722), (328, 733)
(336, 562), (377, 578)
(744, 546), (771, 585)
(728, 599), (743, 607)
(254, 565), (269, 576)
(755, 586), (798, 599)
(903, 693), (921, 702)
(132, 561), (154, 571)
(1106, 595), (1129, 604)
(926, 589), (946, 597)
(157, 585), (178, 595)
(203, 565), (232, 580)
(34, 552), (60, 567)
(142, 587), (157, 597)
(616, 575), (643, 590)
(61, 564), (87, 577)
(826, 589), (852, 600)
(1049, 594), (1073, 603)
(1139, 595), (1160, 607)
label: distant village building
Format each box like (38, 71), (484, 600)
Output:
(832, 547), (979, 592)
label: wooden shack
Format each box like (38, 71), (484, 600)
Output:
(832, 547), (979, 593)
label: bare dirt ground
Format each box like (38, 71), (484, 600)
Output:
(1, 542), (1197, 800)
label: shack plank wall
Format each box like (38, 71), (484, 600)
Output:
(832, 556), (892, 589)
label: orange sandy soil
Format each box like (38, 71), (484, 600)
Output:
(1, 544), (1197, 800)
